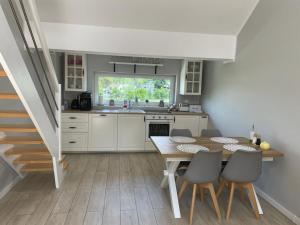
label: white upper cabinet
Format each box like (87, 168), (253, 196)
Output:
(65, 53), (87, 91)
(117, 114), (145, 151)
(180, 60), (203, 95)
(88, 114), (117, 151)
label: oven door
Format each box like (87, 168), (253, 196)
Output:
(146, 120), (174, 142)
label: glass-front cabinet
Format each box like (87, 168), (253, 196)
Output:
(65, 53), (87, 91)
(180, 60), (203, 95)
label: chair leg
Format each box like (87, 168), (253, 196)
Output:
(226, 182), (235, 220)
(178, 180), (188, 200)
(199, 185), (204, 202)
(217, 180), (226, 198)
(207, 183), (221, 221)
(189, 184), (197, 225)
(245, 183), (260, 219)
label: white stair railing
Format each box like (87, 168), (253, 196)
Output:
(0, 0), (63, 188)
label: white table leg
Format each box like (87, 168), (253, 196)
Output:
(168, 170), (181, 218)
(160, 160), (181, 218)
(252, 184), (263, 214)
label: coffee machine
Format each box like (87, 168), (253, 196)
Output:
(79, 92), (92, 111)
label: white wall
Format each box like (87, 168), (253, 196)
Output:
(202, 0), (300, 221)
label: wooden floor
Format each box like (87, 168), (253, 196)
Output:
(0, 153), (294, 225)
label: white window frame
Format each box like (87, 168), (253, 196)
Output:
(94, 72), (176, 107)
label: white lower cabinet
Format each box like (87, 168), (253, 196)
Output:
(62, 113), (89, 152)
(199, 115), (208, 135)
(88, 114), (118, 151)
(62, 133), (88, 151)
(62, 112), (208, 152)
(117, 114), (145, 151)
(174, 115), (208, 137)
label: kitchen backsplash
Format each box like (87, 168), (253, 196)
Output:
(53, 53), (202, 107)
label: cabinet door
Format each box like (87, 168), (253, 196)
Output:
(65, 54), (87, 91)
(117, 114), (145, 151)
(180, 60), (203, 95)
(88, 114), (117, 151)
(62, 133), (88, 151)
(173, 115), (200, 137)
(199, 115), (208, 135)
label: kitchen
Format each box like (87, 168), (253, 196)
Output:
(59, 54), (209, 153)
(0, 0), (298, 225)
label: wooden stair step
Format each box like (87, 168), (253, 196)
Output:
(0, 111), (29, 118)
(0, 70), (6, 77)
(0, 93), (19, 100)
(62, 160), (69, 171)
(0, 124), (37, 132)
(20, 155), (68, 172)
(20, 164), (53, 172)
(5, 147), (50, 156)
(60, 155), (69, 171)
(0, 137), (43, 145)
(13, 155), (52, 165)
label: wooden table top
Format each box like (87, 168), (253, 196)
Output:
(151, 136), (284, 159)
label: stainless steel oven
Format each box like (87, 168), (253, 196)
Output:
(145, 114), (174, 142)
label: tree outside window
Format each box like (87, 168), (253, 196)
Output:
(97, 75), (174, 106)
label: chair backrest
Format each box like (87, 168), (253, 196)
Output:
(184, 151), (223, 183)
(222, 150), (262, 183)
(201, 129), (222, 137)
(170, 129), (192, 137)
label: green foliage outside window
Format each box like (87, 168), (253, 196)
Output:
(98, 76), (172, 104)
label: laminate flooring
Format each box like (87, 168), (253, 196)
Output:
(0, 153), (294, 225)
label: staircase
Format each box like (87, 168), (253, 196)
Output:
(0, 70), (68, 176)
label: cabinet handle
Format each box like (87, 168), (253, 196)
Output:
(100, 114), (107, 116)
(201, 116), (207, 118)
(69, 127), (77, 129)
(174, 117), (176, 123)
(69, 117), (77, 119)
(69, 141), (76, 144)
(144, 116), (145, 122)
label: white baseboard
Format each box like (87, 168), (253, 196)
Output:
(0, 176), (21, 199)
(255, 186), (300, 225)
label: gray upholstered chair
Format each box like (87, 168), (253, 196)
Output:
(178, 151), (223, 224)
(171, 129), (193, 176)
(170, 129), (193, 137)
(217, 150), (262, 220)
(201, 129), (222, 137)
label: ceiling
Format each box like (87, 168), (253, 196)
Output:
(36, 0), (259, 35)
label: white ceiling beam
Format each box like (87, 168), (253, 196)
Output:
(41, 22), (236, 60)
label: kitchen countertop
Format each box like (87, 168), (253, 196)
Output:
(62, 109), (208, 116)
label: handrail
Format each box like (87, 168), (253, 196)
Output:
(25, 0), (59, 92)
(19, 0), (58, 110)
(7, 0), (59, 127)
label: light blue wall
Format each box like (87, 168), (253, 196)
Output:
(202, 0), (300, 218)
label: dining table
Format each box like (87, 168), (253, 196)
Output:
(151, 136), (284, 219)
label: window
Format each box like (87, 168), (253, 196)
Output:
(95, 74), (175, 106)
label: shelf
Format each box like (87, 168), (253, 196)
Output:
(109, 61), (164, 67)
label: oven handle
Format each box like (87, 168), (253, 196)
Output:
(146, 119), (174, 123)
